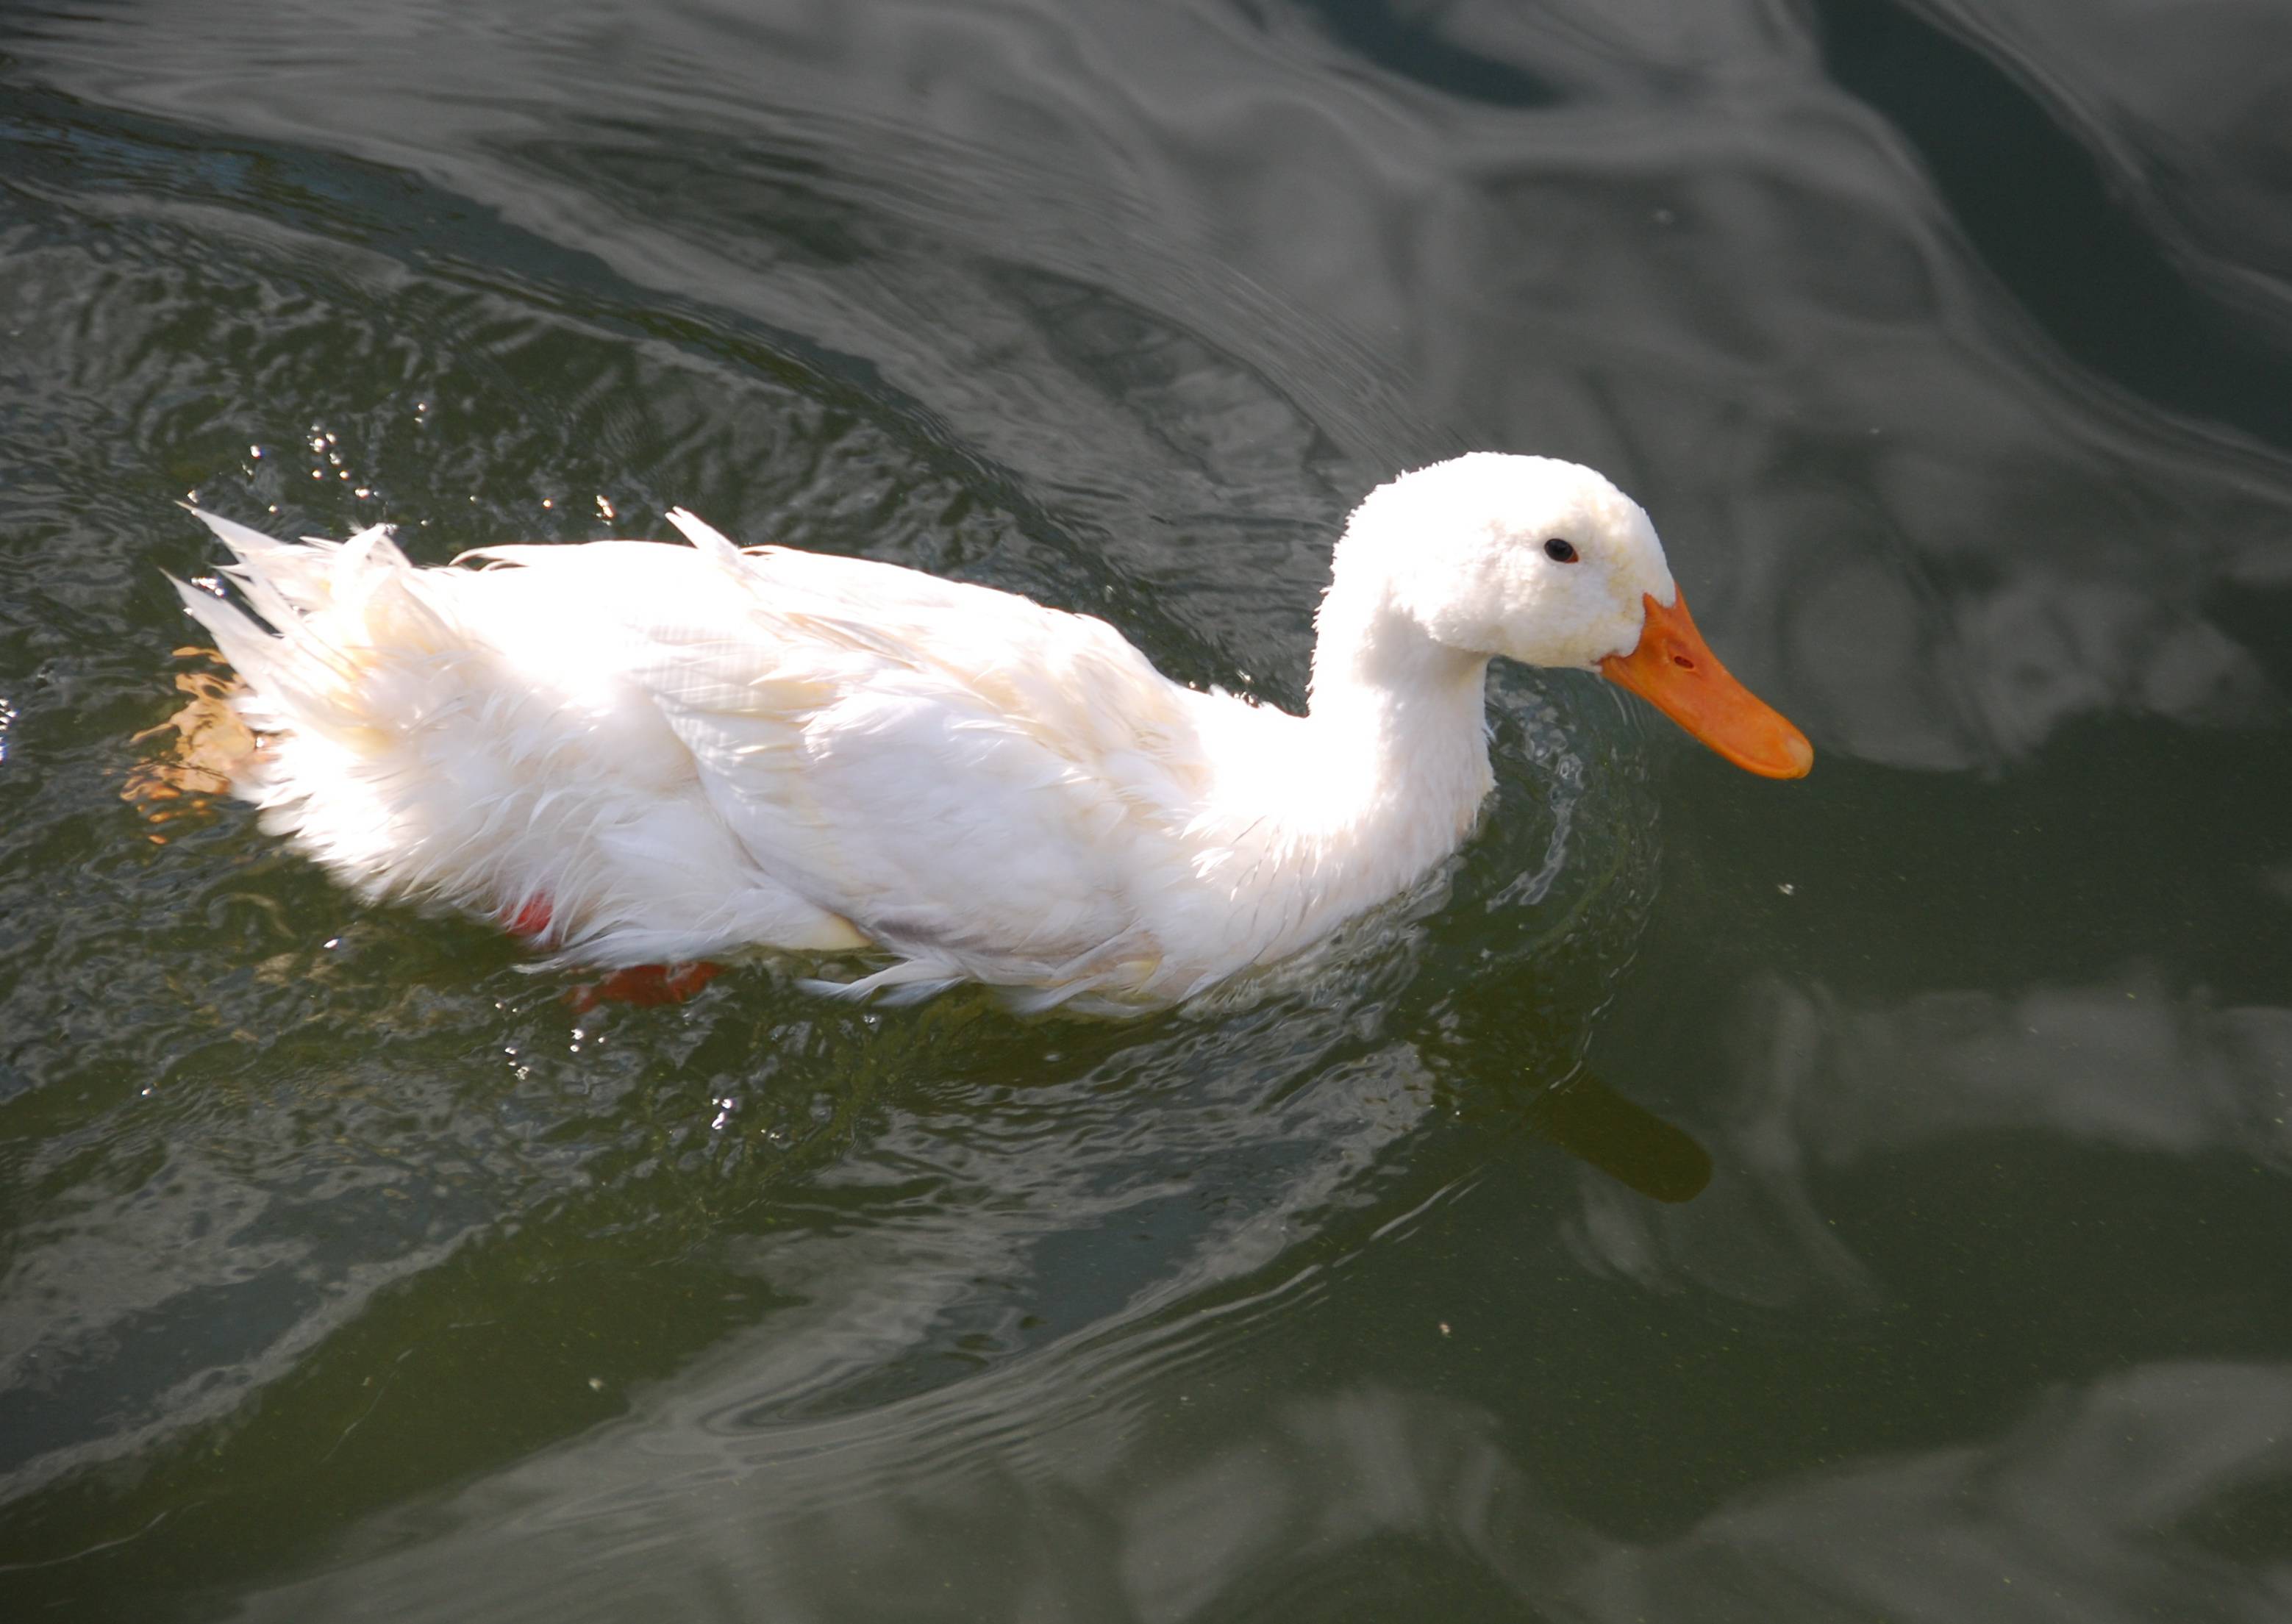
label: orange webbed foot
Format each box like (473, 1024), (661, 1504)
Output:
(496, 897), (721, 1012)
(566, 962), (723, 1013)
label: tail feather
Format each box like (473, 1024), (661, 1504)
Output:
(663, 507), (749, 570)
(188, 506), (343, 613)
(172, 514), (452, 748)
(168, 574), (354, 748)
(169, 575), (286, 700)
(185, 504), (304, 560)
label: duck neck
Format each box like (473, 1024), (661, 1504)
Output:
(1296, 573), (1496, 886)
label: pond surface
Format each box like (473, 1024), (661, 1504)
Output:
(5, 1), (2292, 1618)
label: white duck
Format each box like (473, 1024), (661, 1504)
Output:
(173, 454), (1810, 1011)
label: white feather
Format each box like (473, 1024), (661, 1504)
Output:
(170, 455), (1731, 1010)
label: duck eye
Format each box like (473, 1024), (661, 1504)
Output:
(1543, 537), (1578, 563)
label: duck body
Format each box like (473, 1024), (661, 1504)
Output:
(174, 455), (1810, 1011)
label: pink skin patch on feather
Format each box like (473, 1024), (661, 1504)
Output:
(505, 897), (555, 941)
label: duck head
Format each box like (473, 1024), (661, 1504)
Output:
(1328, 453), (1813, 779)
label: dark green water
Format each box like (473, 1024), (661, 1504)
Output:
(5, 1), (2292, 1618)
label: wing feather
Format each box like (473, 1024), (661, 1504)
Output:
(451, 532), (1217, 986)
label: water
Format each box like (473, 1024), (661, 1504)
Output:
(4, 1), (2291, 1617)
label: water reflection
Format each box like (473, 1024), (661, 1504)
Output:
(4, 0), (2292, 1616)
(1532, 1072), (1712, 1205)
(229, 1356), (2292, 1623)
(18, 0), (2292, 774)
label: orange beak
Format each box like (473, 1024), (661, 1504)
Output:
(1599, 591), (1813, 779)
